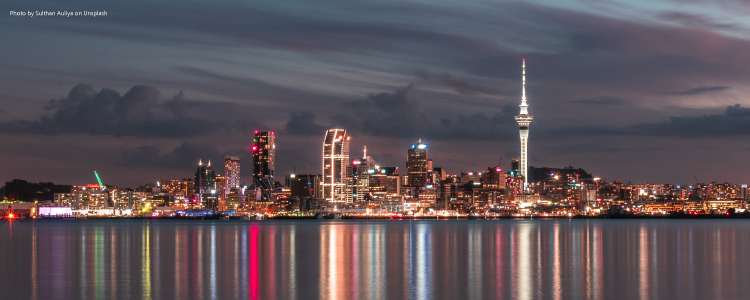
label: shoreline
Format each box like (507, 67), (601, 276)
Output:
(22, 213), (750, 221)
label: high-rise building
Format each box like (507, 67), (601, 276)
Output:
(742, 184), (748, 200)
(322, 129), (350, 203)
(286, 174), (323, 198)
(406, 139), (429, 187)
(350, 146), (377, 202)
(224, 156), (240, 196)
(194, 159), (218, 208)
(514, 59), (533, 187)
(252, 130), (275, 201)
(511, 156), (520, 176)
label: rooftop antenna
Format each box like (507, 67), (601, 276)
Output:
(363, 146), (367, 159)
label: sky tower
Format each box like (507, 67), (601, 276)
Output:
(514, 59), (533, 187)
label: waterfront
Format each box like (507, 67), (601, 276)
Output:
(2, 219), (750, 300)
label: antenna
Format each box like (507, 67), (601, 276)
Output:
(522, 58), (526, 104)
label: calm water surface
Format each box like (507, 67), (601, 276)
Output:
(1, 219), (749, 300)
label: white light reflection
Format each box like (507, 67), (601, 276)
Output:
(210, 226), (217, 300)
(468, 224), (482, 300)
(416, 223), (429, 300)
(518, 223), (531, 300)
(289, 226), (297, 300)
(142, 225), (152, 300)
(593, 222), (602, 300)
(639, 225), (648, 300)
(553, 223), (561, 300)
(31, 226), (37, 300)
(80, 227), (87, 300)
(175, 227), (183, 300)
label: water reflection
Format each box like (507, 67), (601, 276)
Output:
(3, 220), (750, 300)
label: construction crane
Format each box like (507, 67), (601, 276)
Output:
(94, 170), (110, 209)
(94, 170), (105, 190)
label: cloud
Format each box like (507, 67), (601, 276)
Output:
(660, 86), (730, 96)
(658, 11), (737, 31)
(571, 97), (627, 105)
(439, 73), (500, 95)
(119, 142), (250, 169)
(0, 84), (254, 138)
(413, 69), (500, 95)
(326, 84), (517, 140)
(284, 112), (327, 136)
(413, 69), (431, 80)
(550, 104), (750, 137)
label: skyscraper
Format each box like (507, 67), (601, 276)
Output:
(514, 59), (533, 187)
(511, 156), (520, 176)
(350, 146), (377, 202)
(223, 155), (240, 196)
(252, 130), (275, 201)
(194, 159), (217, 207)
(322, 129), (350, 203)
(406, 139), (429, 187)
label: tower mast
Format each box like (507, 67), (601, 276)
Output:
(514, 58), (533, 191)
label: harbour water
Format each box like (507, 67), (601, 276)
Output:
(1, 219), (749, 300)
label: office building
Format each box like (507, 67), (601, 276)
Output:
(322, 129), (350, 203)
(406, 139), (429, 187)
(252, 130), (275, 201)
(194, 160), (218, 208)
(350, 146), (377, 202)
(286, 174), (323, 198)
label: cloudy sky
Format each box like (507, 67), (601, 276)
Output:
(2, 0), (749, 188)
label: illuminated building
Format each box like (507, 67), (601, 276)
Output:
(742, 184), (748, 200)
(286, 174), (323, 198)
(350, 146), (377, 202)
(431, 167), (448, 208)
(482, 166), (506, 189)
(158, 179), (194, 205)
(514, 59), (533, 188)
(322, 129), (350, 203)
(511, 156), (520, 177)
(406, 139), (429, 187)
(224, 156), (241, 197)
(252, 130), (275, 201)
(194, 159), (218, 208)
(70, 185), (109, 210)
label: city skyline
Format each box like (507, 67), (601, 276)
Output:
(5, 1), (750, 299)
(2, 0), (750, 187)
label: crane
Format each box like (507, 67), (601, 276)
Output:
(94, 170), (110, 209)
(94, 170), (105, 190)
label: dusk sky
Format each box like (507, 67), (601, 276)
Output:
(2, 0), (749, 188)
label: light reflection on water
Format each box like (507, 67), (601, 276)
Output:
(2, 219), (750, 300)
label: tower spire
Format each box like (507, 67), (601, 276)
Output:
(522, 58), (526, 104)
(363, 145), (367, 159)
